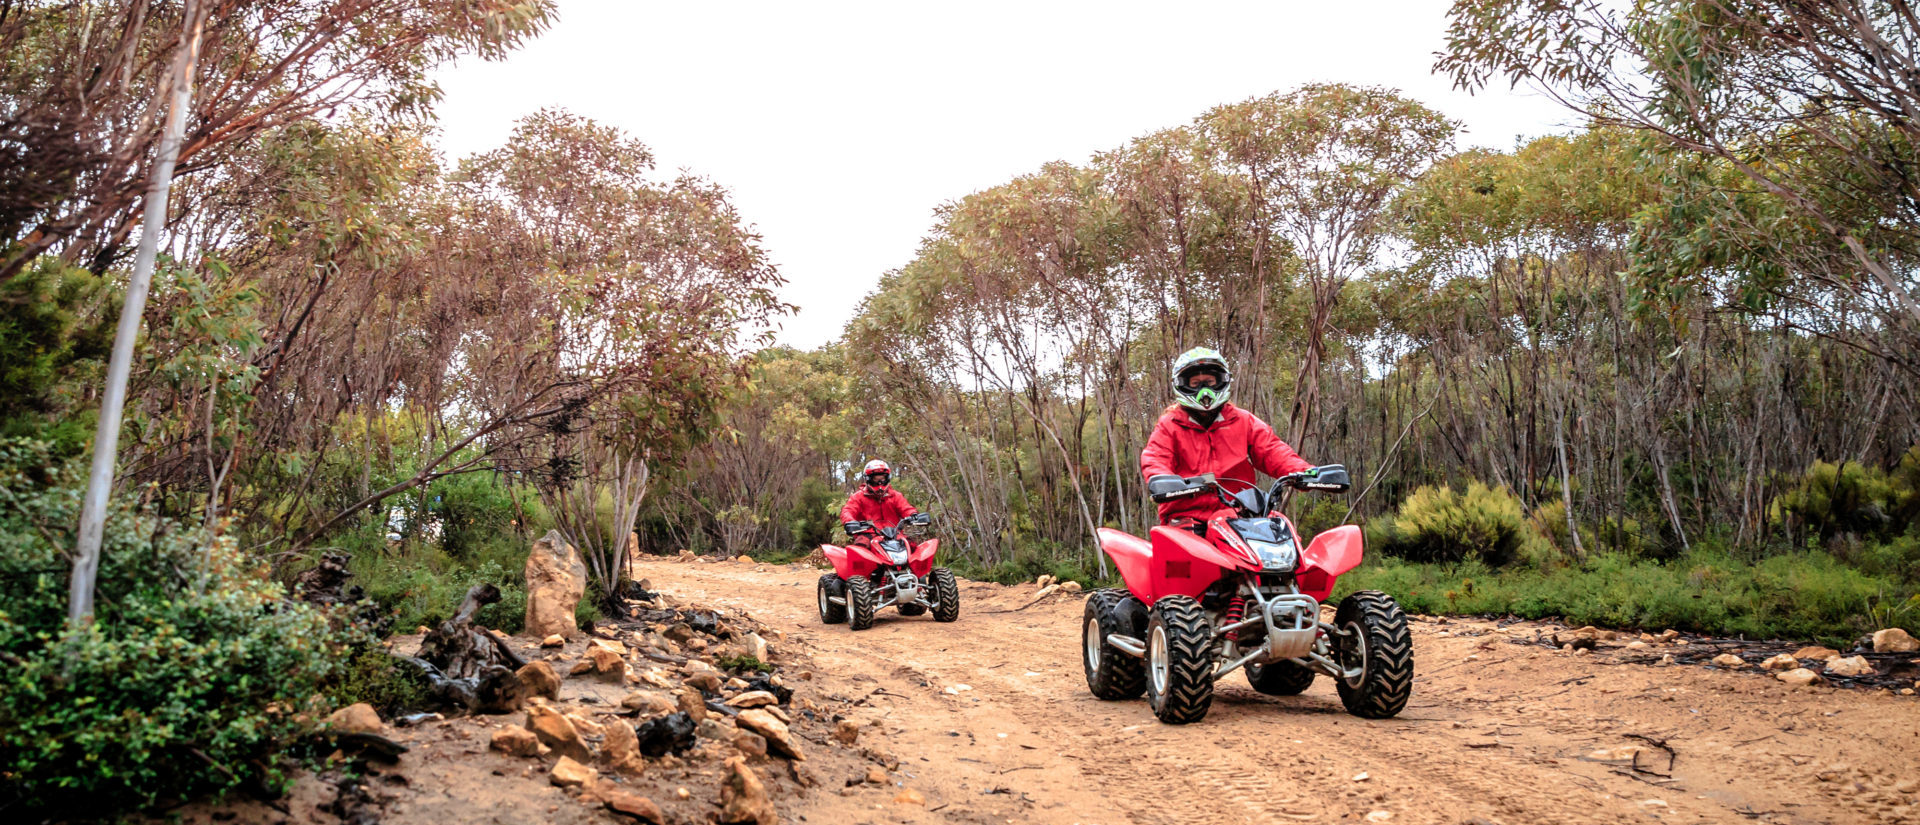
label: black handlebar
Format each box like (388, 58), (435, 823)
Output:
(1146, 465), (1353, 509)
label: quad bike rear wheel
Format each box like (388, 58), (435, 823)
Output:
(930, 567), (960, 622)
(1245, 660), (1315, 696)
(848, 576), (877, 630)
(1082, 589), (1146, 700)
(1333, 590), (1413, 719)
(817, 574), (846, 624)
(1145, 595), (1214, 724)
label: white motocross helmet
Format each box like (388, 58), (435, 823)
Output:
(1170, 347), (1232, 412)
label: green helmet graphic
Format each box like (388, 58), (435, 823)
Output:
(1170, 347), (1232, 412)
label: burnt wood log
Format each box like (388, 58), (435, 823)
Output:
(406, 584), (529, 714)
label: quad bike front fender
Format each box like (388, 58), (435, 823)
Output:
(1145, 526), (1229, 604)
(824, 543), (881, 580)
(1297, 525), (1363, 602)
(908, 538), (938, 578)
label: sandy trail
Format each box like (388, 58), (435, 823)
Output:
(635, 557), (1920, 825)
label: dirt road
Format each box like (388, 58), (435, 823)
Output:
(636, 557), (1920, 825)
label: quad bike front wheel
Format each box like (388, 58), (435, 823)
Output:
(1082, 589), (1145, 700)
(848, 576), (877, 630)
(1333, 590), (1413, 719)
(930, 567), (960, 622)
(817, 574), (847, 624)
(1145, 595), (1214, 724)
(1245, 660), (1315, 696)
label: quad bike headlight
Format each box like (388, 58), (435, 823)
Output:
(882, 539), (910, 564)
(1247, 539), (1297, 571)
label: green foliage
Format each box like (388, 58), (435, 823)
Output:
(0, 440), (359, 816)
(351, 547), (528, 634)
(1372, 482), (1531, 567)
(1336, 548), (1908, 646)
(328, 649), (430, 717)
(713, 654), (772, 674)
(1772, 455), (1920, 540)
(432, 472), (536, 559)
(0, 258), (109, 451)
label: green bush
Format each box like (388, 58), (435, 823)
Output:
(1771, 452), (1920, 540)
(1374, 482), (1531, 567)
(0, 439), (359, 817)
(351, 547), (528, 633)
(1335, 547), (1908, 645)
(431, 472), (535, 559)
(328, 648), (430, 717)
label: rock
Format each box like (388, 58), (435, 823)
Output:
(602, 789), (663, 823)
(1659, 654), (1675, 665)
(720, 757), (777, 825)
(1365, 812), (1393, 823)
(685, 670), (724, 692)
(1034, 584), (1059, 599)
(639, 668), (678, 690)
(1711, 653), (1747, 669)
(550, 755), (598, 787)
(525, 530), (588, 640)
(621, 691), (675, 715)
(1826, 655), (1875, 678)
(698, 717), (731, 740)
(1035, 574), (1053, 587)
(1873, 628), (1919, 653)
(1777, 667), (1824, 687)
(735, 554), (754, 564)
(733, 731), (768, 757)
(741, 632), (771, 662)
(893, 788), (926, 806)
(526, 704), (592, 762)
(541, 634), (565, 648)
(725, 677), (751, 691)
(677, 688), (709, 722)
(1793, 645), (1840, 661)
(577, 642), (629, 683)
(726, 690), (779, 708)
(664, 623), (696, 644)
(326, 703), (384, 735)
(566, 712), (605, 740)
(832, 719), (860, 745)
(602, 719), (645, 776)
(1656, 629), (1681, 642)
(1624, 641), (1650, 650)
(1761, 653), (1800, 671)
(516, 661), (562, 700)
(1060, 580), (1082, 593)
(634, 711), (697, 757)
(736, 708), (805, 760)
(1639, 632), (1656, 642)
(866, 764), (889, 784)
(490, 726), (541, 757)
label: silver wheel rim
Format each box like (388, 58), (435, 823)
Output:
(1084, 615), (1102, 670)
(818, 582), (829, 617)
(1340, 619), (1368, 687)
(1148, 623), (1170, 695)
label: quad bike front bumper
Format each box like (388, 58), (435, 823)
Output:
(1103, 588), (1365, 684)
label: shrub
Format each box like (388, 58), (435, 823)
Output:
(1377, 482), (1530, 567)
(0, 439), (359, 817)
(1770, 454), (1919, 540)
(351, 549), (528, 633)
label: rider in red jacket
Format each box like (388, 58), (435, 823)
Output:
(1141, 347), (1313, 528)
(840, 460), (918, 544)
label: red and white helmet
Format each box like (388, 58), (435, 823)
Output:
(862, 460), (892, 494)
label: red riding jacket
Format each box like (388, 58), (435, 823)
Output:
(839, 487), (918, 531)
(1140, 403), (1313, 524)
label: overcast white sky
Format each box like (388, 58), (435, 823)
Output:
(431, 1), (1577, 349)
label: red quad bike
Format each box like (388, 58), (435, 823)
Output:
(1084, 465), (1413, 724)
(816, 513), (959, 630)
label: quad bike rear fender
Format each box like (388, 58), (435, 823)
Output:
(1297, 524), (1363, 602)
(1096, 527), (1154, 602)
(908, 538), (938, 578)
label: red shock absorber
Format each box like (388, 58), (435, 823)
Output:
(1222, 596), (1246, 642)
